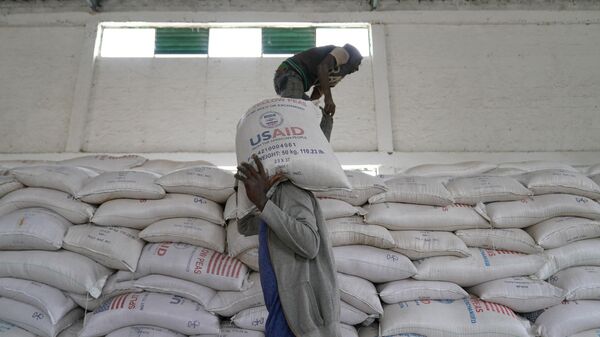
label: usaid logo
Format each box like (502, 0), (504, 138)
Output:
(259, 111), (284, 128)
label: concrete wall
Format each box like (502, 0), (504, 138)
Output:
(0, 8), (599, 155)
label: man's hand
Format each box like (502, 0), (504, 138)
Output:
(324, 95), (336, 116)
(235, 154), (285, 211)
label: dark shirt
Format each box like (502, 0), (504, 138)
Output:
(283, 45), (353, 92)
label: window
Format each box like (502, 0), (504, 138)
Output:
(99, 24), (370, 58)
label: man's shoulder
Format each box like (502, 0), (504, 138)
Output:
(275, 181), (315, 202)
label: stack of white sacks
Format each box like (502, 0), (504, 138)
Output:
(2, 156), (600, 337)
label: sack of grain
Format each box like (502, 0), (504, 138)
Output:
(237, 248), (259, 272)
(534, 300), (600, 337)
(236, 98), (349, 191)
(526, 217), (600, 249)
(333, 245), (416, 283)
(390, 231), (470, 260)
(55, 320), (81, 337)
(226, 220), (259, 257)
(0, 250), (112, 298)
(197, 322), (264, 337)
(0, 208), (71, 250)
(591, 174), (600, 188)
(365, 203), (490, 231)
(0, 176), (23, 198)
(0, 278), (77, 324)
(548, 266), (600, 300)
(341, 324), (359, 337)
(338, 273), (383, 315)
(518, 170), (600, 200)
(133, 274), (216, 308)
(135, 242), (250, 291)
(77, 171), (165, 204)
(468, 277), (564, 312)
(0, 298), (82, 337)
(318, 198), (366, 220)
(106, 326), (185, 337)
(403, 161), (497, 177)
(414, 248), (545, 287)
(367, 176), (454, 206)
(446, 176), (532, 205)
(231, 306), (267, 331)
(588, 163), (600, 176)
(326, 217), (395, 249)
(569, 329), (600, 337)
(341, 301), (375, 326)
(92, 194), (224, 229)
(9, 165), (97, 196)
(456, 228), (543, 254)
(59, 155), (147, 172)
(157, 166), (235, 203)
(484, 168), (527, 176)
(358, 324), (379, 337)
(132, 159), (214, 175)
(206, 273), (263, 317)
(485, 194), (600, 228)
(79, 292), (220, 337)
(0, 320), (36, 337)
(67, 271), (140, 311)
(380, 298), (531, 337)
(224, 194), (237, 221)
(139, 218), (226, 253)
(0, 188), (94, 224)
(377, 279), (468, 304)
(63, 225), (144, 271)
(497, 161), (577, 173)
(314, 170), (387, 206)
(536, 239), (600, 280)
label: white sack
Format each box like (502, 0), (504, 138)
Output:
(317, 198), (366, 220)
(536, 239), (600, 280)
(198, 322), (264, 337)
(468, 277), (564, 312)
(139, 218), (226, 253)
(79, 292), (219, 337)
(337, 273), (383, 315)
(0, 177), (23, 198)
(206, 273), (263, 317)
(333, 245), (416, 283)
(456, 228), (543, 254)
(77, 171), (165, 204)
(238, 248), (259, 272)
(56, 320), (81, 337)
(377, 279), (468, 304)
(534, 300), (600, 337)
(446, 176), (532, 205)
(224, 194), (237, 221)
(0, 278), (77, 324)
(526, 217), (600, 249)
(67, 271), (140, 311)
(570, 329), (600, 337)
(132, 274), (216, 308)
(157, 166), (235, 203)
(0, 160), (55, 170)
(0, 208), (71, 250)
(0, 250), (112, 298)
(485, 194), (600, 228)
(380, 298), (531, 337)
(548, 266), (600, 300)
(358, 324), (379, 337)
(0, 298), (82, 337)
(133, 159), (214, 175)
(390, 231), (470, 260)
(414, 248), (545, 287)
(0, 188), (94, 224)
(403, 161), (497, 177)
(367, 176), (454, 206)
(231, 306), (267, 331)
(326, 217), (395, 249)
(365, 203), (490, 231)
(236, 98), (350, 192)
(341, 324), (359, 337)
(0, 320), (36, 337)
(135, 242), (250, 291)
(226, 220), (259, 257)
(59, 155), (147, 172)
(497, 161), (577, 173)
(10, 165), (97, 196)
(588, 163), (600, 176)
(518, 169), (600, 200)
(314, 170), (387, 206)
(92, 193), (224, 229)
(106, 326), (185, 337)
(63, 225), (144, 271)
(341, 301), (373, 326)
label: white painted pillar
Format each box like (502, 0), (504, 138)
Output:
(370, 23), (394, 154)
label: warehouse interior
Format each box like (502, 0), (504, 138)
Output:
(1, 1), (600, 337)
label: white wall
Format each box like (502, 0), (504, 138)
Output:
(0, 10), (599, 158)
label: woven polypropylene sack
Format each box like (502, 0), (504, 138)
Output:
(534, 300), (600, 337)
(0, 320), (36, 337)
(314, 170), (387, 206)
(79, 292), (220, 337)
(337, 273), (383, 315)
(317, 198), (366, 220)
(456, 228), (543, 254)
(231, 306), (267, 331)
(157, 166), (235, 203)
(133, 274), (216, 308)
(132, 159), (214, 175)
(536, 239), (600, 280)
(497, 161), (577, 173)
(377, 279), (468, 304)
(341, 324), (359, 337)
(10, 165), (98, 196)
(368, 176), (454, 206)
(77, 171), (165, 204)
(106, 326), (185, 337)
(332, 245), (416, 283)
(206, 273), (263, 317)
(226, 220), (259, 257)
(445, 176), (532, 205)
(0, 176), (23, 198)
(526, 217), (600, 249)
(0, 298), (82, 337)
(59, 155), (147, 172)
(568, 329), (600, 337)
(548, 266), (600, 300)
(326, 217), (395, 249)
(139, 218), (226, 253)
(518, 169), (600, 200)
(390, 231), (470, 260)
(403, 161), (497, 177)
(0, 208), (72, 250)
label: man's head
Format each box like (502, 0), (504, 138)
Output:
(342, 43), (363, 74)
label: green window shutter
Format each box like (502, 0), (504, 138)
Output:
(262, 27), (316, 55)
(155, 28), (209, 54)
